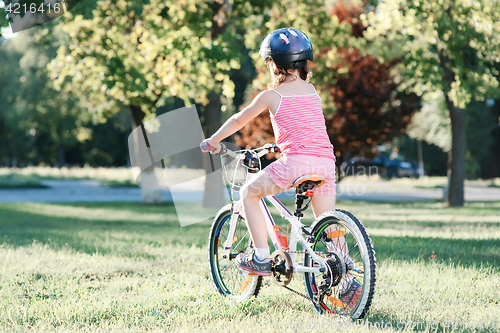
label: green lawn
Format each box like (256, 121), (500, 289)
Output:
(0, 201), (499, 332)
(0, 173), (48, 189)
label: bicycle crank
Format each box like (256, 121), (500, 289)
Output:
(271, 249), (293, 287)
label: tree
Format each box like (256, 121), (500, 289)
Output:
(236, 1), (419, 174)
(0, 29), (90, 166)
(363, 0), (500, 206)
(0, 35), (31, 166)
(0, 0), (85, 34)
(406, 92), (452, 153)
(49, 0), (273, 204)
(408, 92), (498, 179)
(481, 99), (500, 179)
(324, 47), (418, 169)
(235, 0), (355, 151)
(243, 0), (355, 112)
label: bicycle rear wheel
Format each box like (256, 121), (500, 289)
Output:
(208, 204), (262, 302)
(304, 209), (376, 319)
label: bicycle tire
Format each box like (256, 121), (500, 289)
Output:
(208, 204), (263, 302)
(303, 209), (376, 319)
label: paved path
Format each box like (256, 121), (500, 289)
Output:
(0, 179), (499, 203)
(0, 180), (157, 203)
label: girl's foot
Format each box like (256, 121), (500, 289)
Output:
(236, 252), (272, 276)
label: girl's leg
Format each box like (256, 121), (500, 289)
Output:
(312, 193), (355, 295)
(312, 194), (348, 259)
(240, 171), (283, 249)
(311, 195), (336, 218)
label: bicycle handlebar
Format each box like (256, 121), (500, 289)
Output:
(200, 141), (216, 153)
(200, 141), (280, 159)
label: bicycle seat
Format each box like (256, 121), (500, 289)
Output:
(293, 174), (325, 194)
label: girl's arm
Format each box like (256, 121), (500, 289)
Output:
(204, 91), (273, 152)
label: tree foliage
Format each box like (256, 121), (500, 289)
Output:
(245, 0), (355, 113)
(362, 0), (500, 106)
(362, 0), (500, 206)
(0, 29), (129, 167)
(407, 93), (498, 178)
(325, 48), (418, 166)
(0, 31), (87, 166)
(49, 0), (272, 126)
(235, 0), (353, 151)
(236, 1), (419, 171)
(406, 92), (451, 152)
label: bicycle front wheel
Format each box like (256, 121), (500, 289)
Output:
(304, 209), (376, 319)
(208, 204), (263, 302)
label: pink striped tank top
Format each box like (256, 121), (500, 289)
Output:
(269, 86), (335, 160)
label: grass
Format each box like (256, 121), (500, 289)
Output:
(99, 179), (138, 188)
(2, 166), (499, 191)
(0, 201), (499, 332)
(0, 173), (48, 189)
(340, 175), (500, 190)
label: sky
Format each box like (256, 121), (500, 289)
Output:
(1, 25), (18, 39)
(0, 1), (17, 39)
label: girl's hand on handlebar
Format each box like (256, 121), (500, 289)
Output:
(200, 139), (222, 154)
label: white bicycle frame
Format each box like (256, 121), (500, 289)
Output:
(220, 149), (327, 275)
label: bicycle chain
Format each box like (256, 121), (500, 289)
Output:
(280, 250), (326, 305)
(284, 285), (319, 305)
(286, 250), (329, 255)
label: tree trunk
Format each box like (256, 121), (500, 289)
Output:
(199, 1), (232, 208)
(438, 43), (465, 207)
(202, 92), (226, 208)
(417, 139), (424, 177)
(446, 102), (466, 206)
(442, 151), (451, 201)
(57, 146), (65, 167)
(129, 105), (163, 204)
(129, 105), (146, 129)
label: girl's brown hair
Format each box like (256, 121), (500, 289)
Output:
(266, 59), (312, 89)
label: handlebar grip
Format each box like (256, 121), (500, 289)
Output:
(200, 140), (228, 155)
(200, 140), (216, 152)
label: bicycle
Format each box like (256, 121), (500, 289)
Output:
(202, 142), (376, 319)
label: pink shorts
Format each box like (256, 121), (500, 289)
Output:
(264, 154), (336, 195)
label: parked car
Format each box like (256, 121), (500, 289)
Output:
(342, 152), (419, 179)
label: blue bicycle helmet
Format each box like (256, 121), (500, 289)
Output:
(259, 28), (313, 69)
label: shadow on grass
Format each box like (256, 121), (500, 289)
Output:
(365, 310), (498, 333)
(0, 202), (212, 257)
(371, 234), (500, 270)
(1, 201), (499, 270)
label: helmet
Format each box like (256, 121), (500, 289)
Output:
(259, 28), (313, 69)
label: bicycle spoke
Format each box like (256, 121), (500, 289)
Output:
(304, 211), (376, 319)
(220, 260), (237, 273)
(209, 209), (262, 301)
(233, 231), (249, 250)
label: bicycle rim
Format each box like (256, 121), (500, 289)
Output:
(304, 209), (376, 319)
(208, 205), (262, 302)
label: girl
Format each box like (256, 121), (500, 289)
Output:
(201, 28), (336, 276)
